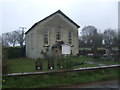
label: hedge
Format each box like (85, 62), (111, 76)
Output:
(79, 49), (106, 55)
(4, 46), (25, 59)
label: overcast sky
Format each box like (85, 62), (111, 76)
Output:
(1, 0), (119, 35)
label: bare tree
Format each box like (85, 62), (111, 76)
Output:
(2, 31), (18, 47)
(15, 30), (25, 48)
(2, 33), (10, 47)
(103, 28), (116, 46)
(9, 31), (18, 47)
(2, 28), (25, 47)
(81, 25), (98, 46)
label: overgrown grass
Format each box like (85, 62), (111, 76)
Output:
(2, 68), (119, 88)
(6, 58), (36, 73)
(73, 63), (97, 69)
(3, 56), (119, 88)
(5, 56), (119, 74)
(93, 60), (120, 65)
(7, 57), (99, 73)
(82, 56), (120, 65)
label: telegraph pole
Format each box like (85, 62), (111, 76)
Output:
(19, 27), (27, 47)
(19, 27), (27, 31)
(19, 27), (27, 57)
(19, 27), (27, 35)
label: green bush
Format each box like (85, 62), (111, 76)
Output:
(5, 47), (24, 59)
(2, 46), (9, 74)
(2, 46), (8, 63)
(3, 46), (24, 74)
(56, 57), (74, 69)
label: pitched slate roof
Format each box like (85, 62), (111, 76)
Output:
(25, 10), (80, 34)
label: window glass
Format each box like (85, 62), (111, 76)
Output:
(44, 30), (49, 45)
(31, 33), (33, 49)
(68, 32), (73, 45)
(56, 27), (61, 41)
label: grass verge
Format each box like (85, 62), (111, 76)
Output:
(5, 57), (98, 73)
(5, 56), (119, 74)
(2, 68), (119, 88)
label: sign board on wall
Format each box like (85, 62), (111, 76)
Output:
(62, 44), (71, 54)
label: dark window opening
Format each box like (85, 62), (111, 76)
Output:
(44, 30), (49, 45)
(56, 27), (61, 41)
(68, 32), (72, 45)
